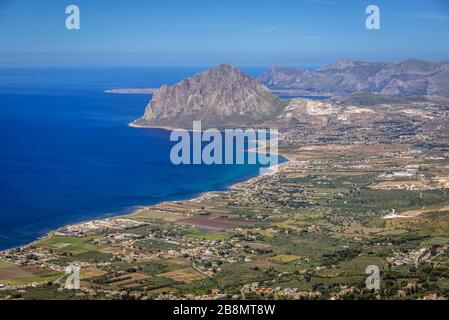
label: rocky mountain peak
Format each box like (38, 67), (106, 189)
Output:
(131, 64), (284, 129)
(319, 58), (361, 71)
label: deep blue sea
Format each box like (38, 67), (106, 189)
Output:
(0, 67), (267, 250)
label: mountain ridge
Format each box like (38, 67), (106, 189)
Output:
(258, 58), (449, 97)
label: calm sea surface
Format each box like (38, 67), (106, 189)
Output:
(0, 67), (267, 250)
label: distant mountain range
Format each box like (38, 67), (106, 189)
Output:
(258, 59), (449, 97)
(131, 61), (449, 130)
(131, 64), (285, 129)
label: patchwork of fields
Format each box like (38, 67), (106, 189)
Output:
(1, 141), (449, 300)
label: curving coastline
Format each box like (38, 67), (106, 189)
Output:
(0, 152), (289, 253)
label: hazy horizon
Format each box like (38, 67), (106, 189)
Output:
(1, 0), (449, 67)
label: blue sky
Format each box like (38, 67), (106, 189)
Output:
(0, 0), (448, 67)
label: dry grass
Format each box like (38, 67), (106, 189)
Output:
(401, 204), (449, 217)
(80, 267), (108, 280)
(157, 268), (207, 283)
(272, 254), (301, 263)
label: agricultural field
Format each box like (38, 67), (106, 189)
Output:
(1, 142), (449, 300)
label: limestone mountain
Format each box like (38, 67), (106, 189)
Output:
(132, 64), (284, 129)
(258, 59), (449, 97)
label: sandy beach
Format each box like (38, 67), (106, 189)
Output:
(1, 146), (291, 253)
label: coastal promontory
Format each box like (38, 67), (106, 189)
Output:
(131, 64), (285, 129)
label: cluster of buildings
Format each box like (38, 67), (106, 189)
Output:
(62, 218), (146, 236)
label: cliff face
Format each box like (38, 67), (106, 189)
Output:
(258, 59), (449, 97)
(132, 64), (284, 129)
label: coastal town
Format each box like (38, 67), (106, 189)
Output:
(1, 93), (449, 300)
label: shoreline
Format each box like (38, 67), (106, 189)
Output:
(0, 151), (290, 254)
(128, 121), (178, 131)
(105, 88), (158, 95)
(105, 87), (334, 99)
